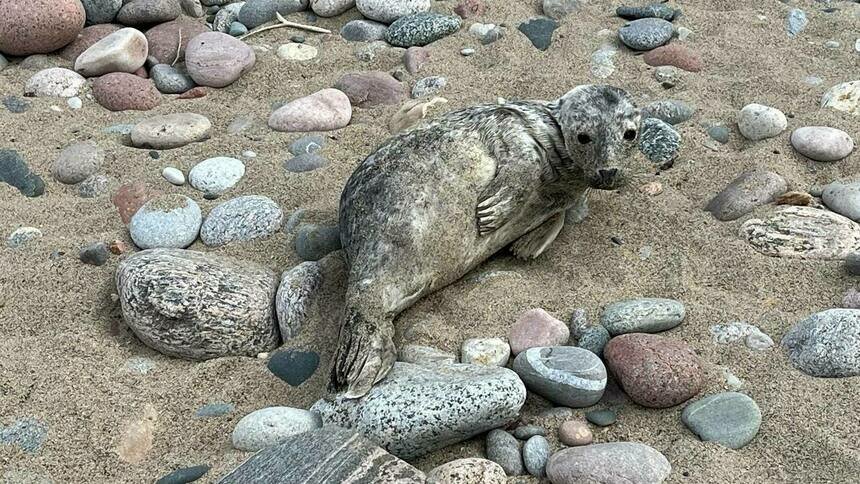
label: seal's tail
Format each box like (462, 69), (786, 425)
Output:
(328, 306), (396, 399)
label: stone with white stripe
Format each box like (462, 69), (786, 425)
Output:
(512, 346), (606, 407)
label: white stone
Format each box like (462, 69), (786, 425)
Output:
(6, 227), (42, 248)
(821, 80), (860, 116)
(737, 103), (787, 141)
(356, 0), (430, 23)
(232, 407), (322, 452)
(24, 68), (86, 98)
(822, 180), (860, 222)
(162, 167), (186, 185)
(277, 43), (318, 61)
(740, 206), (860, 259)
(67, 97), (82, 109)
(310, 0), (354, 17)
(461, 338), (511, 367)
(74, 28), (148, 77)
(790, 126), (854, 161)
(189, 157), (245, 195)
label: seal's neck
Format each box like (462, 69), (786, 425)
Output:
(534, 101), (586, 186)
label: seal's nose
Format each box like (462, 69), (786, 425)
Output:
(598, 168), (618, 184)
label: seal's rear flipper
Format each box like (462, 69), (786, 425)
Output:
(510, 211), (565, 260)
(329, 308), (396, 399)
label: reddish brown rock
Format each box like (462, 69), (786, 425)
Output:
(93, 73), (162, 111)
(145, 17), (209, 65)
(60, 24), (123, 62)
(604, 333), (704, 408)
(133, 66), (148, 78)
(177, 87), (207, 99)
(507, 308), (570, 355)
(185, 32), (255, 88)
(334, 71), (407, 108)
(404, 46), (430, 75)
(643, 44), (703, 72)
(0, 0), (85, 56)
(454, 0), (486, 19)
(112, 183), (161, 224)
(558, 420), (592, 447)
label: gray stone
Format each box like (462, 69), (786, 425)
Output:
(310, 0), (354, 17)
(512, 425), (546, 439)
(341, 19), (388, 42)
(740, 206), (860, 259)
(576, 324), (610, 357)
(642, 99), (695, 125)
(399, 344), (456, 365)
(786, 8), (807, 37)
(82, 0), (122, 24)
(705, 170), (788, 221)
(0, 418), (47, 454)
(6, 227), (42, 248)
(155, 465), (210, 484)
(275, 253), (347, 341)
(547, 443), (671, 484)
(845, 252), (860, 276)
(385, 13), (462, 48)
(523, 435), (550, 478)
(151, 64), (196, 94)
(681, 392), (761, 449)
(129, 194), (202, 249)
(618, 18), (673, 51)
(468, 23), (502, 45)
(200, 195), (283, 246)
(356, 0), (429, 23)
(295, 223), (341, 261)
(311, 362), (526, 459)
(267, 349), (320, 386)
(654, 65), (683, 88)
(639, 117), (680, 165)
(3, 96), (30, 113)
(284, 153), (328, 172)
(737, 103), (787, 141)
(791, 127), (854, 162)
(599, 298), (685, 335)
(289, 135), (325, 155)
(232, 407), (322, 451)
(189, 157), (245, 196)
(710, 322), (774, 351)
(117, 0), (183, 25)
(79, 242), (110, 266)
(616, 3), (676, 21)
(412, 76), (446, 98)
(229, 21), (249, 37)
(569, 308), (588, 339)
(543, 0), (584, 19)
(585, 409), (616, 426)
(131, 113), (212, 150)
(460, 338), (510, 366)
(782, 309), (860, 377)
(213, 3), (243, 33)
(486, 429), (523, 476)
(518, 17), (557, 51)
(707, 124), (730, 143)
(52, 142), (103, 184)
(78, 174), (111, 198)
(0, 149), (45, 197)
(512, 346), (606, 407)
(239, 0), (308, 29)
(180, 0), (205, 17)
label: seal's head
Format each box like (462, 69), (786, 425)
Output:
(553, 85), (641, 190)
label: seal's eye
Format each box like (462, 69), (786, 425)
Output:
(577, 134), (592, 144)
(623, 129), (637, 141)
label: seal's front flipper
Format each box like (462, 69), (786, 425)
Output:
(477, 186), (518, 235)
(566, 189), (590, 225)
(329, 309), (396, 399)
(510, 212), (565, 260)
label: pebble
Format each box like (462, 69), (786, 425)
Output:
(824, 40), (840, 49)
(485, 429), (523, 476)
(508, 308), (570, 355)
(341, 19), (388, 42)
(274, 258), (327, 340)
(682, 392), (761, 449)
(404, 46), (430, 74)
(0, 417), (48, 454)
(385, 13), (462, 48)
(52, 142), (103, 184)
(289, 135), (325, 155)
(523, 435), (550, 477)
(558, 420), (592, 446)
(618, 18), (673, 51)
(616, 3), (676, 20)
(641, 99), (695, 125)
(705, 170), (788, 221)
(822, 180), (860, 222)
(512, 425), (546, 439)
(804, 75), (823, 86)
(600, 298), (685, 335)
(268, 88), (352, 132)
(590, 40), (618, 79)
(311, 0), (354, 17)
(67, 97), (83, 109)
(460, 47), (475, 56)
(518, 17), (558, 51)
(0, 149), (45, 197)
(638, 118), (681, 165)
(737, 103), (787, 141)
(353, 39), (403, 63)
(3, 96), (29, 113)
(24, 68), (86, 98)
(79, 242), (110, 266)
(267, 349), (320, 386)
(543, 0), (584, 19)
(92, 72), (162, 111)
(117, 249), (280, 358)
(229, 22), (248, 37)
(740, 206), (860, 259)
(145, 17), (209, 65)
(195, 402), (235, 417)
(576, 324), (610, 356)
(585, 409), (616, 426)
(61, 24), (121, 61)
(821, 80), (860, 116)
(154, 465), (211, 484)
(181, 0), (205, 17)
(78, 174), (111, 198)
(6, 228), (42, 249)
(294, 223), (341, 261)
(426, 458), (506, 484)
(232, 407), (322, 452)
(19, 54), (55, 70)
(356, 0), (430, 23)
(786, 8), (807, 37)
(676, 26), (692, 40)
(129, 195), (202, 249)
(469, 23), (502, 44)
(335, 71), (406, 108)
(117, 0), (182, 25)
(790, 126), (854, 161)
(710, 322), (774, 351)
(399, 345), (456, 366)
(189, 157), (245, 196)
(277, 42), (318, 61)
(412, 76), (446, 98)
(312, 362), (526, 459)
(707, 124), (730, 143)
(74, 27), (147, 77)
(81, 0), (122, 25)
(844, 289), (860, 309)
(460, 337), (510, 366)
(239, 0), (308, 29)
(151, 64), (196, 94)
(643, 43), (703, 72)
(605, 333), (704, 408)
(201, 195), (283, 246)
(130, 113), (212, 150)
(0, 0), (84, 56)
(547, 443), (671, 484)
(213, 3), (243, 33)
(845, 252), (860, 276)
(285, 153), (329, 172)
(513, 346), (606, 407)
(185, 32), (256, 88)
(783, 309), (860, 377)
(654, 65), (683, 88)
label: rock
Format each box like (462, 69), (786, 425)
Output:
(453, 0), (485, 19)
(707, 124), (730, 143)
(0, 149), (45, 197)
(576, 325), (610, 356)
(289, 135), (325, 155)
(638, 117), (680, 165)
(547, 443), (671, 484)
(616, 3), (676, 20)
(385, 13), (462, 48)
(18, 54), (55, 70)
(599, 298), (685, 335)
(273, 255), (339, 340)
(518, 17), (557, 51)
(821, 80), (859, 116)
(513, 346), (606, 407)
(641, 99), (695, 125)
(404, 46), (430, 74)
(311, 0), (353, 17)
(468, 23), (502, 45)
(399, 345), (456, 366)
(604, 333), (704, 408)
(710, 322), (774, 351)
(0, 0), (85, 56)
(155, 465), (210, 484)
(201, 195), (283, 246)
(239, 0), (308, 30)
(24, 68), (86, 97)
(341, 19), (388, 42)
(485, 429), (523, 476)
(790, 127), (854, 161)
(185, 32), (255, 87)
(682, 392), (761, 449)
(427, 458), (506, 484)
(585, 409), (616, 426)
(68, 96), (83, 109)
(356, 0), (429, 23)
(0, 417), (47, 453)
(737, 103), (787, 141)
(460, 338), (510, 366)
(52, 142), (103, 184)
(151, 64), (196, 94)
(654, 65), (683, 88)
(75, 27), (147, 77)
(512, 425), (546, 439)
(145, 17), (209, 65)
(643, 43), (702, 72)
(352, 39), (403, 63)
(82, 0), (122, 25)
(60, 24), (122, 61)
(117, 0), (181, 25)
(785, 8), (807, 37)
(558, 419), (592, 446)
(116, 248), (281, 359)
(523, 435), (550, 478)
(782, 309), (860, 377)
(543, 0), (583, 19)
(220, 426), (425, 482)
(180, 0), (205, 17)
(590, 39), (618, 79)
(618, 18), (673, 51)
(130, 113), (212, 150)
(269, 88), (352, 132)
(705, 170), (788, 221)
(188, 157), (245, 196)
(229, 22), (249, 37)
(162, 167), (186, 185)
(232, 407), (322, 452)
(267, 349), (320, 386)
(412, 76), (446, 98)
(508, 308), (570, 355)
(312, 362), (526, 459)
(112, 182), (159, 223)
(740, 206), (860, 259)
(294, 223), (341, 261)
(284, 153), (328, 172)
(129, 194), (202, 249)
(92, 72), (162, 111)
(212, 3), (243, 33)
(6, 227), (42, 248)
(3, 96), (30, 113)
(79, 242), (110, 266)
(277, 42), (318, 61)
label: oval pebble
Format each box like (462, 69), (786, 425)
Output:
(512, 346), (607, 407)
(822, 181), (860, 222)
(558, 419), (592, 446)
(238, 0), (307, 30)
(268, 88), (352, 132)
(0, 0), (85, 56)
(162, 167), (185, 185)
(426, 458), (506, 484)
(7, 227), (42, 248)
(92, 72), (162, 111)
(131, 113), (212, 150)
(154, 465), (210, 484)
(356, 0), (430, 23)
(547, 442), (671, 484)
(705, 170), (787, 221)
(782, 309), (860, 377)
(311, 0), (354, 17)
(681, 392), (761, 449)
(485, 429), (523, 476)
(129, 195), (202, 249)
(737, 103), (787, 141)
(200, 195), (283, 246)
(284, 153), (328, 172)
(599, 298), (686, 335)
(385, 12), (462, 48)
(585, 409), (616, 427)
(24, 68), (86, 98)
(512, 425), (546, 439)
(151, 64), (196, 94)
(189, 157), (245, 196)
(52, 142), (103, 184)
(341, 19), (388, 42)
(232, 407), (322, 452)
(618, 18), (673, 51)
(460, 337), (510, 366)
(790, 126), (854, 162)
(523, 435), (550, 477)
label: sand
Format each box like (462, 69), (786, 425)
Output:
(1, 0), (859, 482)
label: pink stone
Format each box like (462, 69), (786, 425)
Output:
(454, 0), (486, 19)
(185, 31), (255, 88)
(177, 87), (207, 99)
(0, 0), (85, 56)
(404, 46), (430, 75)
(268, 88), (352, 133)
(508, 308), (570, 355)
(145, 17), (209, 65)
(112, 183), (160, 224)
(334, 71), (407, 108)
(558, 420), (592, 446)
(60, 24), (123, 62)
(92, 72), (162, 111)
(643, 44), (703, 72)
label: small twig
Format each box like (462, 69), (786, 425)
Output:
(239, 12), (332, 40)
(171, 28), (182, 67)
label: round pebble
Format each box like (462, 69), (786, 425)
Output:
(681, 392), (762, 449)
(618, 18), (673, 51)
(508, 308), (570, 355)
(92, 72), (162, 111)
(162, 167), (186, 185)
(460, 337), (510, 366)
(707, 124), (730, 143)
(79, 242), (109, 266)
(267, 349), (320, 386)
(737, 103), (787, 141)
(189, 157), (245, 196)
(185, 32), (256, 88)
(523, 435), (550, 477)
(585, 409), (616, 427)
(0, 0), (85, 56)
(356, 0), (430, 23)
(485, 429), (523, 476)
(229, 21), (248, 37)
(239, 0), (307, 30)
(231, 407), (322, 452)
(52, 142), (103, 185)
(129, 194), (202, 249)
(200, 195), (283, 246)
(558, 419), (592, 446)
(67, 97), (83, 109)
(782, 309), (860, 377)
(639, 117), (681, 165)
(151, 64), (196, 94)
(426, 458), (506, 484)
(790, 126), (854, 161)
(24, 68), (86, 98)
(311, 0), (354, 17)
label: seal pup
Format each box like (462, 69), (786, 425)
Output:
(331, 84), (642, 398)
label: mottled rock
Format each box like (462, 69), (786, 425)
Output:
(641, 99), (695, 125)
(547, 443), (671, 484)
(576, 325), (610, 357)
(52, 142), (103, 184)
(412, 76), (446, 98)
(485, 429), (523, 476)
(468, 22), (502, 45)
(513, 346), (606, 407)
(268, 88), (352, 132)
(151, 64), (196, 94)
(155, 465), (210, 484)
(274, 258), (329, 340)
(460, 337), (510, 366)
(75, 27), (147, 77)
(639, 117), (681, 165)
(653, 65), (683, 88)
(518, 17), (557, 51)
(92, 72), (162, 111)
(523, 435), (550, 477)
(341, 19), (388, 42)
(129, 194), (202, 249)
(643, 43), (702, 72)
(24, 68), (86, 97)
(682, 392), (761, 449)
(710, 322), (774, 351)
(334, 71), (406, 107)
(131, 113), (211, 150)
(201, 195), (283, 246)
(508, 308), (570, 355)
(189, 157), (245, 195)
(311, 0), (354, 17)
(82, 0), (122, 25)
(239, 0), (308, 30)
(785, 8), (807, 37)
(737, 103), (787, 141)
(212, 3), (243, 33)
(0, 417), (47, 453)
(185, 32), (255, 87)
(821, 80), (860, 116)
(600, 298), (685, 335)
(618, 18), (673, 51)
(356, 0), (429, 23)
(294, 223), (341, 261)
(0, 149), (45, 197)
(0, 0), (85, 56)
(399, 345), (456, 366)
(232, 407), (321, 451)
(385, 12), (461, 48)
(705, 170), (788, 221)
(782, 309), (860, 377)
(427, 458), (506, 484)
(617, 3), (676, 20)
(6, 227), (43, 249)
(791, 127), (854, 161)
(543, 0), (583, 19)
(117, 0), (182, 25)
(740, 206), (860, 259)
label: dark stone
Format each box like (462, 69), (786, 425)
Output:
(284, 154), (328, 172)
(585, 409), (617, 427)
(0, 149), (45, 197)
(149, 150), (160, 159)
(155, 465), (211, 484)
(3, 96), (30, 113)
(616, 3), (677, 21)
(845, 252), (860, 276)
(384, 13), (462, 48)
(638, 117), (680, 166)
(295, 224), (341, 261)
(80, 242), (110, 266)
(518, 17), (558, 51)
(267, 349), (320, 386)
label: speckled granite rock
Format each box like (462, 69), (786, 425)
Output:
(384, 13), (461, 48)
(600, 298), (686, 335)
(782, 309), (860, 377)
(200, 195), (283, 246)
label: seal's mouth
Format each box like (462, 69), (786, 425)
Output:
(588, 169), (624, 190)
